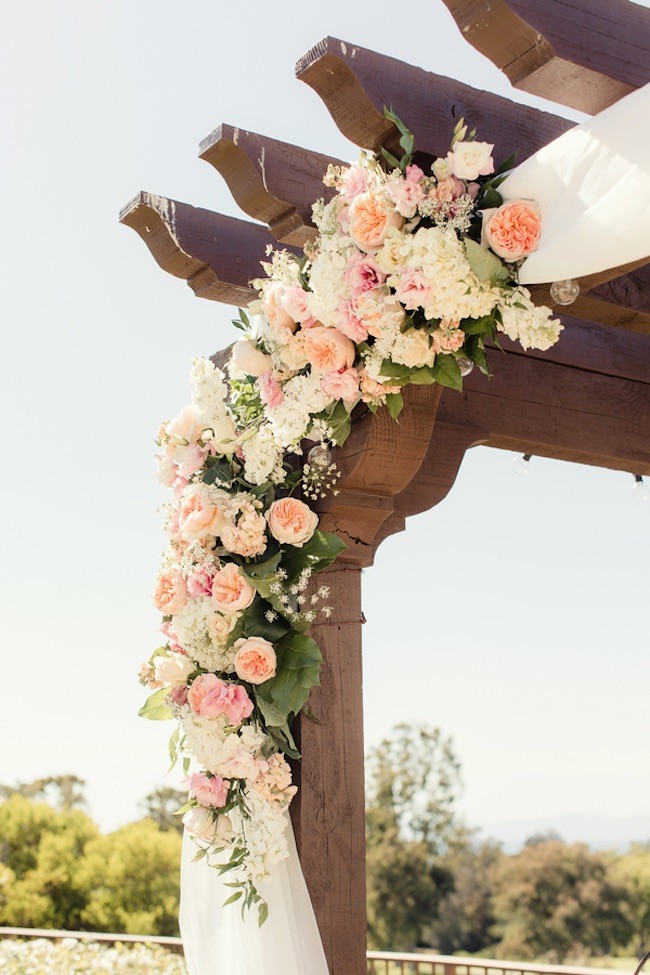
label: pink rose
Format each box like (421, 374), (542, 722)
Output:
(188, 674), (254, 725)
(258, 371), (284, 409)
(482, 199), (542, 262)
(153, 569), (188, 616)
(431, 175), (465, 204)
(282, 286), (316, 327)
(266, 497), (319, 548)
(387, 171), (425, 218)
(336, 301), (369, 343)
(343, 253), (386, 298)
(232, 340), (273, 377)
(189, 772), (230, 809)
(171, 444), (209, 486)
(303, 326), (356, 374)
(338, 163), (369, 201)
(211, 562), (255, 613)
(321, 367), (360, 405)
(348, 192), (404, 252)
(234, 637), (277, 685)
(186, 565), (214, 598)
(160, 620), (184, 653)
(167, 683), (189, 708)
(394, 268), (432, 311)
(178, 491), (225, 540)
(446, 140), (494, 180)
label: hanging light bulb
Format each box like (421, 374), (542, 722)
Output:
(550, 279), (580, 305)
(456, 356), (474, 377)
(632, 474), (649, 502)
(307, 443), (332, 470)
(512, 453), (532, 476)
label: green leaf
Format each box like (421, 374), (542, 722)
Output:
(241, 597), (291, 642)
(408, 366), (436, 385)
(431, 354), (463, 391)
(246, 551), (282, 578)
(280, 530), (346, 582)
(257, 632), (323, 718)
(202, 458), (233, 485)
(378, 359), (412, 383)
(167, 726), (181, 771)
(138, 687), (174, 721)
(386, 392), (404, 420)
(258, 901), (269, 926)
(381, 147), (401, 171)
(461, 314), (496, 337)
(478, 187), (503, 209)
(326, 399), (352, 445)
(223, 891), (244, 906)
(464, 238), (510, 286)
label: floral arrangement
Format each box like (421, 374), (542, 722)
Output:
(140, 112), (562, 922)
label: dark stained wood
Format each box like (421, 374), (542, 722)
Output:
(296, 36), (574, 159)
(199, 125), (338, 246)
(291, 566), (366, 975)
(439, 0), (648, 113)
(119, 192), (297, 305)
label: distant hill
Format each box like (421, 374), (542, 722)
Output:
(479, 813), (650, 853)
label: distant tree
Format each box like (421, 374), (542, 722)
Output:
(492, 839), (632, 962)
(366, 723), (461, 951)
(0, 775), (86, 810)
(429, 830), (503, 954)
(76, 819), (182, 935)
(139, 786), (186, 833)
(0, 795), (98, 929)
(525, 830), (563, 847)
(611, 844), (650, 955)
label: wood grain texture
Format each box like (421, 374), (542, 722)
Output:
(119, 192), (296, 304)
(295, 36), (573, 159)
(291, 566), (366, 975)
(199, 125), (340, 245)
(534, 260), (650, 335)
(439, 0), (647, 113)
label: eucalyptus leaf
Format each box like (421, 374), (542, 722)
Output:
(139, 686), (174, 721)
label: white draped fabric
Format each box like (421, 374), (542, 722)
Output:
(499, 83), (650, 284)
(180, 823), (330, 975)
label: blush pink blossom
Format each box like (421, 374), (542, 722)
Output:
(186, 565), (214, 598)
(281, 286), (316, 327)
(189, 772), (230, 808)
(321, 367), (361, 405)
(160, 621), (184, 654)
(387, 171), (425, 218)
(394, 268), (432, 310)
(258, 370), (284, 409)
(431, 175), (465, 204)
(431, 323), (466, 354)
(343, 253), (386, 298)
(338, 163), (369, 200)
(336, 301), (369, 343)
(211, 562), (255, 613)
(262, 284), (298, 338)
(167, 684), (189, 708)
(188, 674), (254, 725)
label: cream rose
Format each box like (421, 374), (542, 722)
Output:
(398, 328), (436, 368)
(211, 562), (256, 613)
(266, 497), (319, 548)
(165, 405), (206, 445)
(303, 326), (355, 374)
(182, 806), (233, 844)
(207, 611), (237, 646)
(348, 191), (404, 252)
(154, 652), (193, 686)
(234, 637), (277, 685)
(446, 140), (494, 180)
(231, 340), (273, 378)
(178, 492), (226, 540)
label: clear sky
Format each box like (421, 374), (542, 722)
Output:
(2, 0), (648, 837)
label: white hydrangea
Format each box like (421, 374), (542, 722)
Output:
(306, 235), (355, 327)
(243, 425), (286, 485)
(181, 714), (267, 778)
(171, 597), (231, 671)
(498, 288), (563, 351)
(267, 372), (331, 448)
(241, 789), (291, 884)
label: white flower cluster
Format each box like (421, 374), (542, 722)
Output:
(497, 287), (564, 351)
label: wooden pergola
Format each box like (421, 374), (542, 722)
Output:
(121, 4), (650, 972)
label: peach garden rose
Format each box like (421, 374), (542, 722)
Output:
(211, 562), (255, 614)
(348, 191), (404, 252)
(234, 637), (277, 685)
(153, 568), (188, 615)
(482, 199), (542, 262)
(266, 497), (319, 547)
(303, 325), (355, 373)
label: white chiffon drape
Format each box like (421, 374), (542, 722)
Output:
(180, 823), (330, 975)
(500, 83), (650, 284)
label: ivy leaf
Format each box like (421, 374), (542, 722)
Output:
(431, 354), (463, 391)
(386, 392), (404, 420)
(139, 687), (174, 721)
(464, 238), (510, 286)
(280, 530), (346, 582)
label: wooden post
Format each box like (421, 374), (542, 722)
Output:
(291, 564), (366, 975)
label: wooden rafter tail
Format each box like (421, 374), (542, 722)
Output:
(119, 192), (295, 305)
(439, 0), (649, 115)
(199, 125), (341, 246)
(295, 36), (573, 161)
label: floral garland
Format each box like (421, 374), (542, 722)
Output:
(139, 112), (562, 922)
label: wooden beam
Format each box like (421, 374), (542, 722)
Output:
(199, 125), (338, 246)
(119, 192), (297, 304)
(296, 36), (574, 160)
(439, 0), (648, 114)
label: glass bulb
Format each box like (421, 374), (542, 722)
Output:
(456, 356), (474, 377)
(307, 443), (332, 470)
(550, 278), (580, 306)
(632, 476), (649, 502)
(512, 454), (531, 476)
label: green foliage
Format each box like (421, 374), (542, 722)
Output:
(139, 786), (187, 834)
(76, 819), (182, 936)
(280, 530), (346, 582)
(464, 238), (510, 286)
(611, 844), (650, 954)
(139, 686), (174, 721)
(491, 839), (632, 962)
